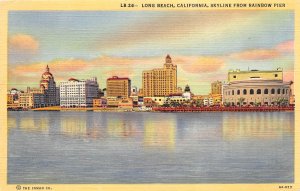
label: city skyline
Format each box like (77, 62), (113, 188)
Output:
(8, 10), (294, 94)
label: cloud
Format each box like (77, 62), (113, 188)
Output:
(229, 49), (280, 60)
(8, 55), (160, 89)
(283, 70), (294, 82)
(93, 11), (259, 51)
(229, 40), (294, 61)
(104, 69), (134, 78)
(275, 40), (294, 53)
(9, 34), (39, 53)
(176, 56), (225, 73)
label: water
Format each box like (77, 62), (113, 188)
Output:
(8, 111), (294, 183)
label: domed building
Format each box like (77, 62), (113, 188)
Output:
(222, 68), (292, 106)
(40, 65), (57, 106)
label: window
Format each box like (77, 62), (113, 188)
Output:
(232, 90), (234, 95)
(282, 89), (285, 94)
(257, 89), (261, 94)
(243, 89), (247, 95)
(271, 89), (275, 94)
(250, 89), (254, 95)
(275, 74), (278, 77)
(264, 89), (268, 94)
(233, 75), (236, 78)
(277, 89), (281, 94)
(237, 90), (240, 95)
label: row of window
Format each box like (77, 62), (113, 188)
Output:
(225, 88), (289, 96)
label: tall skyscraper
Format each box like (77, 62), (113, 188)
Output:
(106, 76), (131, 98)
(142, 55), (177, 97)
(40, 65), (57, 106)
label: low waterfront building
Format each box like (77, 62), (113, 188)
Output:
(166, 93), (190, 106)
(222, 68), (291, 106)
(93, 98), (107, 107)
(143, 97), (166, 106)
(192, 94), (222, 106)
(19, 92), (45, 108)
(143, 97), (159, 107)
(60, 77), (99, 108)
(106, 97), (120, 107)
(130, 95), (139, 106)
(118, 98), (133, 109)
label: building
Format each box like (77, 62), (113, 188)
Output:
(60, 77), (99, 107)
(106, 76), (131, 98)
(7, 94), (14, 104)
(222, 68), (291, 106)
(142, 55), (177, 97)
(182, 84), (192, 99)
(143, 97), (166, 106)
(211, 81), (222, 94)
(193, 94), (222, 106)
(166, 94), (190, 106)
(18, 92), (45, 108)
(17, 87), (46, 108)
(56, 87), (60, 105)
(40, 65), (57, 106)
(118, 98), (133, 109)
(106, 97), (120, 107)
(93, 98), (107, 107)
(131, 86), (138, 96)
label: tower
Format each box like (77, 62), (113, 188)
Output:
(40, 65), (57, 106)
(142, 55), (177, 97)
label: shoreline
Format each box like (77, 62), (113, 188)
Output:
(7, 106), (295, 112)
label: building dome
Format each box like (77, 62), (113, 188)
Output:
(41, 65), (54, 80)
(184, 84), (191, 92)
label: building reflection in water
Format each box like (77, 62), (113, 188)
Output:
(17, 116), (49, 132)
(60, 115), (87, 137)
(143, 115), (176, 150)
(222, 112), (294, 141)
(106, 116), (136, 138)
(8, 117), (17, 129)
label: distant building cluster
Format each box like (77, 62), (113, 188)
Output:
(7, 55), (295, 110)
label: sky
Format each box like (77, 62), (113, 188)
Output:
(8, 11), (294, 94)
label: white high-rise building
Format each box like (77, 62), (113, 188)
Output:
(60, 77), (99, 108)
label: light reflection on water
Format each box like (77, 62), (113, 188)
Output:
(8, 111), (294, 183)
(222, 112), (294, 140)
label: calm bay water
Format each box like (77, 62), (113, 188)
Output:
(8, 111), (294, 183)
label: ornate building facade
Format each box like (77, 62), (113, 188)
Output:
(142, 55), (177, 97)
(222, 68), (292, 106)
(40, 65), (57, 106)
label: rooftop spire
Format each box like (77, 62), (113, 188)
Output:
(46, 65), (49, 72)
(165, 54), (172, 63)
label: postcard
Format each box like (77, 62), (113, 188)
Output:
(0, 0), (299, 191)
